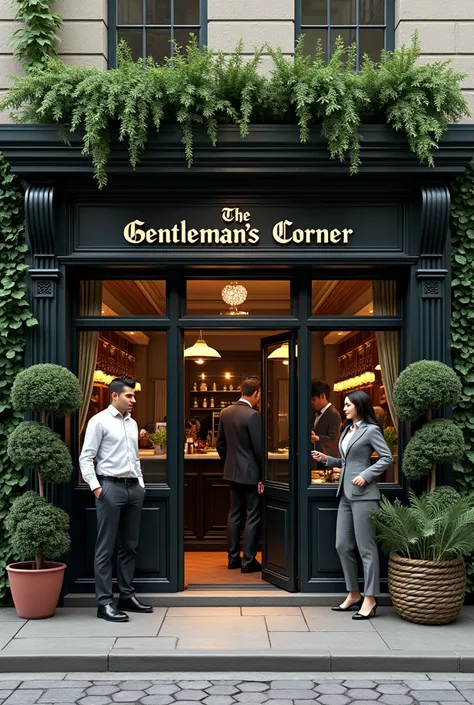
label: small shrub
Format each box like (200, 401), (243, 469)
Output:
(393, 360), (462, 422)
(402, 419), (465, 481)
(12, 363), (83, 416)
(5, 492), (70, 561)
(7, 422), (73, 483)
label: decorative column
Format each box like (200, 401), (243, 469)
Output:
(24, 184), (59, 367)
(415, 184), (451, 363)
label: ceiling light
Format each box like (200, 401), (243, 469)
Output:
(225, 372), (231, 379)
(369, 308), (374, 314)
(195, 359), (204, 365)
(184, 331), (221, 361)
(375, 364), (381, 371)
(221, 281), (249, 316)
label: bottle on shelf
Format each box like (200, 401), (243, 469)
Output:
(223, 385), (227, 391)
(200, 381), (207, 391)
(193, 397), (198, 408)
(193, 382), (197, 391)
(210, 397), (215, 407)
(212, 382), (217, 391)
(187, 438), (194, 454)
(203, 397), (208, 408)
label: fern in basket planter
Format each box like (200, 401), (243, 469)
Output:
(372, 360), (467, 624)
(149, 428), (167, 455)
(6, 364), (82, 619)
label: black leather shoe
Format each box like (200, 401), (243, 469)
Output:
(97, 603), (129, 622)
(228, 558), (242, 570)
(118, 595), (153, 613)
(241, 559), (262, 574)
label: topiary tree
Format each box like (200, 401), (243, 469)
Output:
(393, 360), (464, 491)
(7, 364), (82, 569)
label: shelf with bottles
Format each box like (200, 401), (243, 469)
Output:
(191, 389), (240, 393)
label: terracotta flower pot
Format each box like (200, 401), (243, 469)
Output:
(7, 561), (66, 619)
(388, 553), (465, 625)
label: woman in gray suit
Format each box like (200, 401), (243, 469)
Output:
(312, 390), (393, 620)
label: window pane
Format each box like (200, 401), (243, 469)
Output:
(302, 28), (327, 60)
(118, 28), (143, 60)
(147, 28), (171, 62)
(146, 0), (171, 25)
(312, 280), (397, 316)
(330, 0), (356, 25)
(175, 0), (200, 25)
(310, 330), (399, 486)
(359, 0), (384, 25)
(302, 0), (327, 25)
(330, 27), (356, 53)
(118, 0), (142, 24)
(265, 343), (290, 484)
(79, 330), (167, 485)
(81, 280), (167, 317)
(359, 27), (384, 62)
(174, 28), (200, 52)
(186, 280), (291, 316)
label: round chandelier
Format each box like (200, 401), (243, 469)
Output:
(221, 281), (249, 316)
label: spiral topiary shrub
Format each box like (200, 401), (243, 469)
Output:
(7, 364), (82, 569)
(392, 360), (464, 491)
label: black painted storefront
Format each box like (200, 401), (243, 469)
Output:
(1, 124), (473, 595)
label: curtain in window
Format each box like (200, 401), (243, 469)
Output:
(373, 280), (398, 431)
(154, 379), (167, 423)
(78, 281), (103, 434)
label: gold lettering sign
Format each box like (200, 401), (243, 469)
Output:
(123, 208), (353, 247)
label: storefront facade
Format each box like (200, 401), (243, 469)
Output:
(1, 124), (473, 595)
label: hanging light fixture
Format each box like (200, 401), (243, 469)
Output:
(221, 281), (249, 316)
(184, 330), (221, 361)
(267, 342), (298, 363)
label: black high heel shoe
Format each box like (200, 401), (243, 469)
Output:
(331, 596), (363, 612)
(352, 597), (378, 620)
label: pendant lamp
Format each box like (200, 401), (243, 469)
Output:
(184, 330), (221, 361)
(267, 342), (298, 362)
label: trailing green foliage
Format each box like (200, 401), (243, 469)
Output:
(1, 34), (469, 187)
(451, 161), (474, 592)
(9, 0), (62, 70)
(0, 156), (34, 602)
(393, 360), (463, 422)
(372, 488), (474, 562)
(6, 364), (81, 569)
(402, 419), (464, 481)
(5, 491), (70, 561)
(12, 363), (83, 415)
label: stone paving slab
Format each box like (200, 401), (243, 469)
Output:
(18, 608), (167, 638)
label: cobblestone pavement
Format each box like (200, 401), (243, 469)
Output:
(2, 673), (474, 705)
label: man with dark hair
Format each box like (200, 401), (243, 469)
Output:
(80, 375), (152, 622)
(216, 377), (264, 573)
(311, 379), (342, 462)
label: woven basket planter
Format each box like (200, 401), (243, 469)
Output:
(388, 554), (465, 625)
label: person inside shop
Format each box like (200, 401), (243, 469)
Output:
(311, 390), (393, 620)
(139, 422), (155, 449)
(311, 380), (342, 465)
(79, 375), (153, 623)
(216, 377), (264, 574)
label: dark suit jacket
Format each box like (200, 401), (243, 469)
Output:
(216, 401), (262, 485)
(313, 404), (342, 461)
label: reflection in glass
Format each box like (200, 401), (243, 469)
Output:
(265, 344), (290, 485)
(359, 0), (384, 25)
(146, 0), (171, 24)
(79, 330), (167, 485)
(359, 28), (385, 62)
(118, 0), (142, 24)
(302, 0), (327, 25)
(147, 28), (171, 63)
(330, 0), (356, 25)
(118, 28), (143, 60)
(310, 329), (398, 486)
(175, 0), (200, 25)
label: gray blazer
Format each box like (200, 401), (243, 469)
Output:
(325, 421), (393, 500)
(216, 401), (262, 485)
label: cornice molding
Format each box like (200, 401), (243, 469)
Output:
(0, 124), (473, 176)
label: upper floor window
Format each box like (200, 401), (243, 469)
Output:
(109, 0), (207, 67)
(297, 0), (394, 68)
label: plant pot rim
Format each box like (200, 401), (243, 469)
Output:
(7, 561), (66, 574)
(389, 553), (464, 567)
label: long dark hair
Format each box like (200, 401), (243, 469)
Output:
(343, 390), (380, 428)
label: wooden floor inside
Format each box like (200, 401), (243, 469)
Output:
(185, 551), (264, 586)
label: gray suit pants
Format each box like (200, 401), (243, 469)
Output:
(94, 479), (145, 606)
(335, 494), (380, 596)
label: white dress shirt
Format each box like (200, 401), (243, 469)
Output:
(340, 419), (362, 456)
(238, 398), (252, 407)
(314, 402), (332, 426)
(79, 405), (144, 491)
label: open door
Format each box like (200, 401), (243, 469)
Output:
(260, 332), (297, 592)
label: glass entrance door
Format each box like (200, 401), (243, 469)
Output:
(260, 332), (297, 592)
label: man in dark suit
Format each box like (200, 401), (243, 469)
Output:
(311, 380), (342, 464)
(216, 377), (264, 573)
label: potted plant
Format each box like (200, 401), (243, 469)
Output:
(373, 360), (466, 624)
(383, 426), (398, 451)
(6, 364), (82, 619)
(149, 427), (167, 456)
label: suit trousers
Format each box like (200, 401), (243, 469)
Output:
(227, 481), (261, 568)
(94, 479), (145, 606)
(335, 494), (380, 595)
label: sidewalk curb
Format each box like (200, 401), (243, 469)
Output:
(0, 651), (471, 673)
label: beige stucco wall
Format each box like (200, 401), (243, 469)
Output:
(396, 0), (474, 121)
(207, 0), (294, 74)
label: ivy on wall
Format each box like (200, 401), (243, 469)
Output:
(1, 34), (469, 187)
(9, 0), (62, 70)
(451, 163), (474, 593)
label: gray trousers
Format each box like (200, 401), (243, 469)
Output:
(227, 482), (261, 568)
(335, 494), (380, 596)
(94, 479), (145, 606)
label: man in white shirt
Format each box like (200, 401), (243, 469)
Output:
(80, 375), (153, 622)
